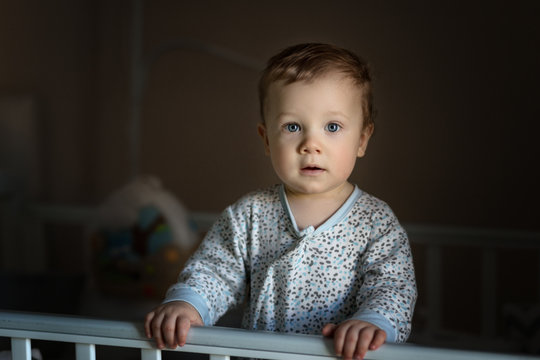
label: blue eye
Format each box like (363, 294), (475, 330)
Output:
(286, 123), (300, 132)
(326, 123), (341, 132)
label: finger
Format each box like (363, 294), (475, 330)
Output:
(162, 316), (179, 349)
(369, 329), (387, 351)
(354, 327), (375, 360)
(332, 323), (352, 356)
(342, 326), (361, 360)
(151, 314), (165, 349)
(144, 311), (155, 338)
(176, 317), (192, 347)
(322, 323), (337, 337)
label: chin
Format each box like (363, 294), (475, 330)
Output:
(285, 184), (331, 196)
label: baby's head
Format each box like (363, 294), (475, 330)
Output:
(258, 43), (374, 131)
(257, 43), (375, 198)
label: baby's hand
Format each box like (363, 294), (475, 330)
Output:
(322, 320), (386, 360)
(144, 301), (203, 349)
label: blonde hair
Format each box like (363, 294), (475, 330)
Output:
(258, 43), (374, 129)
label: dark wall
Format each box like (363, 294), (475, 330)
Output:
(0, 0), (99, 202)
(3, 1), (538, 229)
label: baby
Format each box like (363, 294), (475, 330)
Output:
(145, 43), (417, 360)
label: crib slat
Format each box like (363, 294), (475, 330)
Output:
(11, 338), (31, 360)
(141, 348), (162, 360)
(76, 343), (96, 360)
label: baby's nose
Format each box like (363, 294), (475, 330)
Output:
(299, 133), (322, 154)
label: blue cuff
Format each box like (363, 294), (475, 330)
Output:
(351, 309), (397, 342)
(163, 284), (212, 326)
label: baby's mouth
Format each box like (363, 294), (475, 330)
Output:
(301, 165), (325, 174)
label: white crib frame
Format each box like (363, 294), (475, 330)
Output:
(2, 310), (540, 360)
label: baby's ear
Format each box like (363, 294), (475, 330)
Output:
(257, 123), (271, 155)
(357, 123), (374, 158)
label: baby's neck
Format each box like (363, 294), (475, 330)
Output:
(286, 183), (354, 231)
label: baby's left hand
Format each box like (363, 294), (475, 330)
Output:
(322, 320), (386, 360)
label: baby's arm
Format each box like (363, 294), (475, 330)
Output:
(322, 320), (386, 360)
(144, 301), (203, 349)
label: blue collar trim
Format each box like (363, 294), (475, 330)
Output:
(278, 184), (362, 238)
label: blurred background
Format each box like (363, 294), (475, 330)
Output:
(1, 0), (539, 358)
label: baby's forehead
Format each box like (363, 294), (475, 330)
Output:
(268, 72), (364, 100)
(264, 77), (365, 122)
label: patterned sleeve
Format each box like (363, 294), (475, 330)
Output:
(353, 203), (417, 342)
(167, 205), (249, 325)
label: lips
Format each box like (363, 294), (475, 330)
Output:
(300, 165), (325, 175)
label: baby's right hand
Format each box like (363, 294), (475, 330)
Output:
(144, 301), (203, 349)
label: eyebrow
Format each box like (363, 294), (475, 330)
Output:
(325, 111), (350, 120)
(275, 112), (297, 119)
(270, 112), (298, 124)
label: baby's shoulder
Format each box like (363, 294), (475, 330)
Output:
(352, 189), (398, 221)
(226, 184), (282, 215)
(240, 184), (280, 202)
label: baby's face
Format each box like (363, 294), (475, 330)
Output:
(258, 71), (372, 197)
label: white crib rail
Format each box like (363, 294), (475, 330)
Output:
(1, 311), (539, 360)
